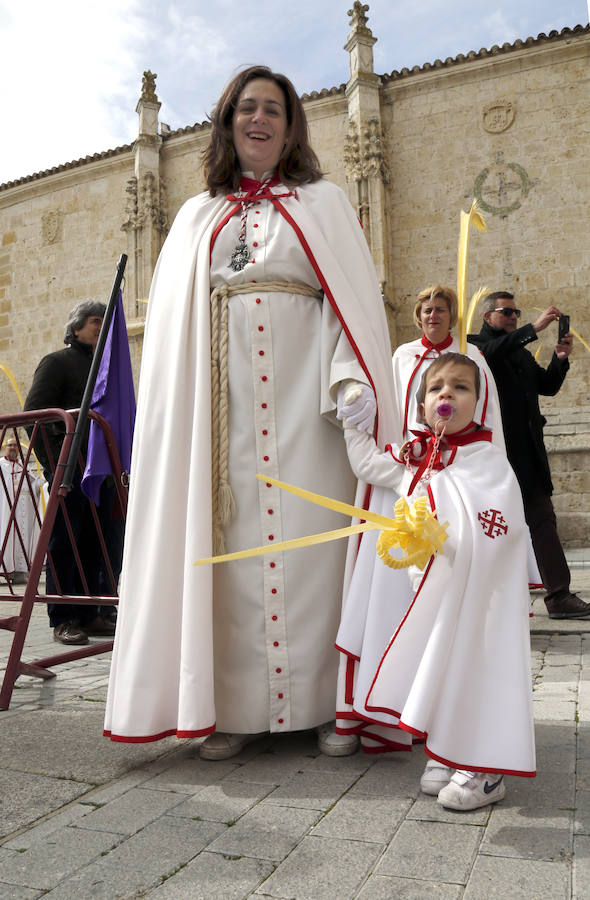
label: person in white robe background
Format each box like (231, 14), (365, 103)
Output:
(341, 353), (535, 811)
(104, 66), (396, 758)
(0, 436), (43, 584)
(390, 284), (504, 448)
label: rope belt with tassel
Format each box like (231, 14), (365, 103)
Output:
(210, 280), (323, 554)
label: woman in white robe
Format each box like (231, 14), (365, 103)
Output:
(104, 67), (396, 756)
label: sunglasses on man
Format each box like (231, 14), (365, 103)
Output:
(493, 307), (521, 318)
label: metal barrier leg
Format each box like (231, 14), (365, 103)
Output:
(0, 410), (126, 709)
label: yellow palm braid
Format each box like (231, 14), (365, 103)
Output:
(376, 496), (448, 570)
(457, 201), (486, 352)
(0, 363), (46, 513)
(194, 475), (448, 571)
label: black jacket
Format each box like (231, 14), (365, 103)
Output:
(24, 339), (94, 475)
(468, 321), (568, 496)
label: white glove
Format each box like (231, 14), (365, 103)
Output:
(336, 381), (376, 434)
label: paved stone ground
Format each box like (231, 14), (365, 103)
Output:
(1, 556), (589, 899)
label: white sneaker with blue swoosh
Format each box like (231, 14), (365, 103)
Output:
(437, 770), (506, 810)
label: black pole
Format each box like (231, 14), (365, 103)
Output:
(60, 253), (128, 491)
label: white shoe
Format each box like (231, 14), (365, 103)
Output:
(316, 721), (359, 757)
(420, 760), (453, 796)
(437, 770), (506, 810)
(198, 732), (257, 760)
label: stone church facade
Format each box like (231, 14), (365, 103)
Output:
(1, 4), (589, 544)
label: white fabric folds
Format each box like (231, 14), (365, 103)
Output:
(104, 179), (396, 742)
(338, 434), (536, 777)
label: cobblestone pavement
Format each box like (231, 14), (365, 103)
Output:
(1, 559), (589, 899)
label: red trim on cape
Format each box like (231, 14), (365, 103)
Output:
(403, 350), (429, 438)
(209, 183), (378, 525)
(334, 643), (360, 662)
(361, 737), (412, 754)
(268, 194), (379, 449)
(406, 426), (492, 495)
(104, 724), (216, 744)
(422, 742), (536, 778)
(364, 554), (435, 715)
(345, 653), (356, 704)
(212, 176), (295, 261)
(336, 713), (414, 753)
(480, 370), (489, 426)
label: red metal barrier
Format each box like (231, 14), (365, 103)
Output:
(0, 408), (127, 709)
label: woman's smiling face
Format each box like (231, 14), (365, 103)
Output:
(232, 78), (289, 180)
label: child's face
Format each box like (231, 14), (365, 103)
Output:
(419, 362), (478, 434)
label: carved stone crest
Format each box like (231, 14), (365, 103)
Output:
(41, 210), (63, 244)
(482, 100), (515, 134)
(474, 151), (535, 217)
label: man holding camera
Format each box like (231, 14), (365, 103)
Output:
(468, 291), (589, 619)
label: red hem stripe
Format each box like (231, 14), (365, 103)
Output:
(424, 744), (536, 778)
(103, 725), (216, 744)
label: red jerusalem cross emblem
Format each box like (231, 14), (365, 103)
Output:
(478, 509), (508, 538)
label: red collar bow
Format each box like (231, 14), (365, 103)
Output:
(226, 175), (295, 204)
(420, 333), (454, 353)
(405, 425), (492, 495)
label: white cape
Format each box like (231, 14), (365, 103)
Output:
(337, 335), (507, 746)
(104, 179), (396, 742)
(339, 437), (535, 776)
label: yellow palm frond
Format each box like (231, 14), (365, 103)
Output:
(0, 363), (24, 408)
(457, 200), (486, 352)
(464, 286), (489, 341)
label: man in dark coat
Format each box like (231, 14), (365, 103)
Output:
(468, 291), (589, 619)
(24, 300), (121, 644)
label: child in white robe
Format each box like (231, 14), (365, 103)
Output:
(341, 353), (535, 810)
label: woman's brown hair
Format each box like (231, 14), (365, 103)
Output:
(202, 65), (323, 196)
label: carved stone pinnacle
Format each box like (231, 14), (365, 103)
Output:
(348, 2), (371, 34)
(141, 71), (158, 103)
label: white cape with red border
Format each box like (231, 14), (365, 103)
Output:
(104, 179), (395, 742)
(344, 439), (535, 776)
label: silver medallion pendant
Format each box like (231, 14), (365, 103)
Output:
(229, 241), (251, 272)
